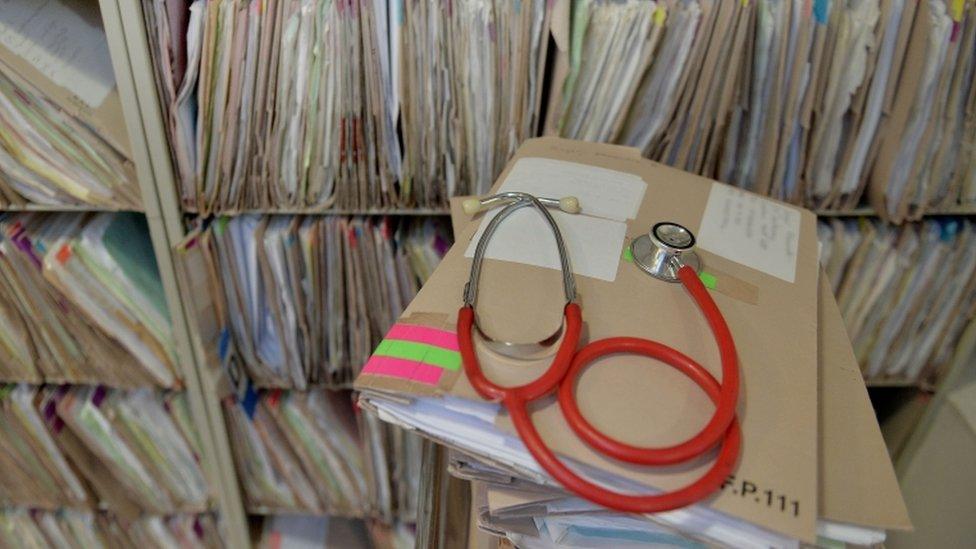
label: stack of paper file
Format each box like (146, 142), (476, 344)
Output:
(0, 213), (178, 387)
(0, 0), (139, 208)
(32, 385), (210, 516)
(546, 0), (976, 218)
(399, 0), (551, 202)
(818, 218), (976, 384)
(0, 384), (91, 510)
(0, 508), (223, 549)
(222, 386), (370, 516)
(140, 0), (976, 216)
(142, 0), (550, 211)
(142, 0), (402, 212)
(183, 215), (449, 388)
(355, 138), (910, 548)
(360, 406), (424, 523)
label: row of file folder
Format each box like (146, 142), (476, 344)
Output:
(0, 213), (177, 388)
(360, 407), (423, 524)
(142, 0), (549, 211)
(187, 214), (449, 388)
(0, 508), (222, 549)
(143, 0), (976, 219)
(0, 0), (140, 209)
(222, 387), (371, 517)
(0, 384), (210, 517)
(548, 0), (976, 220)
(818, 217), (976, 384)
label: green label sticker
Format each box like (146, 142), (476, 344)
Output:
(372, 339), (461, 371)
(622, 247), (634, 262)
(699, 272), (717, 289)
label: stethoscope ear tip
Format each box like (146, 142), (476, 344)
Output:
(462, 198), (484, 216)
(559, 196), (581, 214)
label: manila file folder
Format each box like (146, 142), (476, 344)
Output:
(360, 137), (825, 541)
(447, 193), (910, 536)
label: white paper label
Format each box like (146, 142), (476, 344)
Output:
(697, 184), (801, 283)
(495, 157), (647, 221)
(464, 157), (645, 282)
(0, 0), (116, 108)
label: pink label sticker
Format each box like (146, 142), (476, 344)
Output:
(385, 324), (460, 351)
(362, 356), (444, 386)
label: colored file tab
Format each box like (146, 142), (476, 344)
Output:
(362, 323), (462, 386)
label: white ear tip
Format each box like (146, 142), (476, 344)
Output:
(559, 196), (581, 214)
(462, 198), (483, 215)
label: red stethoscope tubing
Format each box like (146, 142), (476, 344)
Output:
(457, 265), (741, 513)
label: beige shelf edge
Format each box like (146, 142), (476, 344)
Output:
(97, 1), (250, 546)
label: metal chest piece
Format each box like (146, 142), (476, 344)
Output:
(630, 222), (702, 283)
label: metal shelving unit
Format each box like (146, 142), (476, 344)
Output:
(87, 2), (976, 546)
(97, 0), (249, 545)
(0, 0), (240, 543)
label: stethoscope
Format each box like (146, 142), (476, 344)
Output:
(458, 192), (741, 513)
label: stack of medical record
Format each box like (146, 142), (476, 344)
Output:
(0, 209), (219, 544)
(0, 384), (209, 515)
(547, 0), (976, 221)
(222, 387), (369, 516)
(353, 137), (912, 548)
(142, 0), (976, 219)
(176, 215), (449, 524)
(0, 507), (222, 549)
(182, 215), (451, 388)
(0, 0), (139, 209)
(141, 0), (550, 211)
(223, 384), (424, 523)
(0, 213), (177, 387)
(818, 218), (976, 386)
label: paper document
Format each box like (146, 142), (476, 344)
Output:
(0, 0), (116, 108)
(698, 183), (801, 283)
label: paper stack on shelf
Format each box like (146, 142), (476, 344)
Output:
(546, 0), (976, 217)
(0, 508), (223, 549)
(818, 218), (976, 385)
(0, 384), (91, 510)
(180, 215), (449, 388)
(360, 407), (424, 523)
(141, 0), (550, 211)
(37, 385), (210, 516)
(0, 0), (139, 209)
(0, 213), (178, 387)
(355, 137), (910, 548)
(142, 0), (401, 212)
(222, 387), (369, 516)
(868, 0), (976, 220)
(400, 0), (550, 202)
(0, 384), (211, 519)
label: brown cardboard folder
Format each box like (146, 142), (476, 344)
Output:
(356, 137), (907, 542)
(456, 273), (911, 539)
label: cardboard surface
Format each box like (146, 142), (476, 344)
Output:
(817, 275), (910, 529)
(357, 137), (821, 541)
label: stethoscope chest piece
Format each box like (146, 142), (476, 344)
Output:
(630, 222), (702, 283)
